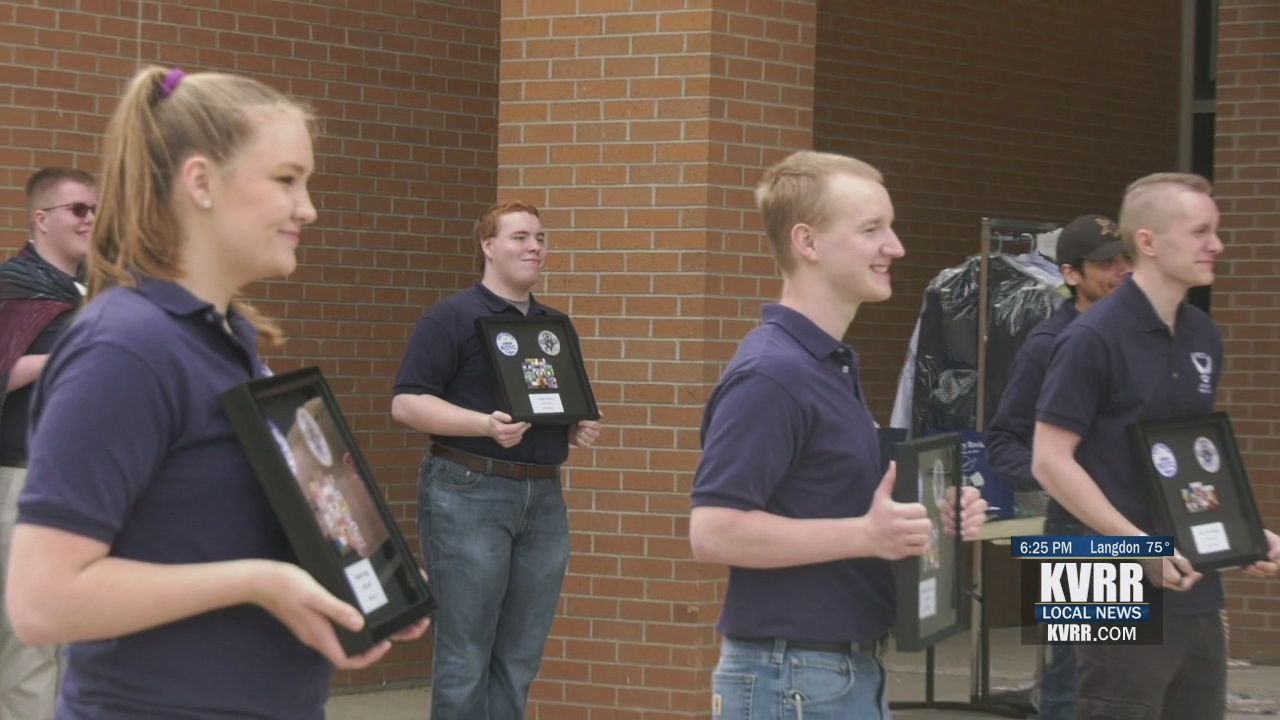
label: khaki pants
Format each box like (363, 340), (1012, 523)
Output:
(0, 466), (61, 720)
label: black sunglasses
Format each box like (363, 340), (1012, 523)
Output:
(40, 202), (97, 219)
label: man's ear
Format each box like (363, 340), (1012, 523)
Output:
(790, 223), (818, 263)
(1060, 264), (1082, 290)
(1133, 228), (1158, 260)
(31, 209), (50, 236)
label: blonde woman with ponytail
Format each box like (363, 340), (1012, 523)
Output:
(5, 66), (426, 719)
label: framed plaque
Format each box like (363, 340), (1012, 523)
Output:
(1128, 412), (1268, 571)
(220, 367), (436, 656)
(891, 432), (967, 651)
(475, 315), (600, 424)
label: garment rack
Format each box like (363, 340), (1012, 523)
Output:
(894, 217), (1060, 718)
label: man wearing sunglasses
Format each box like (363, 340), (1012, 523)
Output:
(0, 166), (95, 720)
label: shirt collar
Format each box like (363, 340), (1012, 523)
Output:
(1112, 275), (1193, 333)
(133, 277), (259, 347)
(760, 304), (850, 361)
(135, 277), (212, 316)
(472, 280), (549, 316)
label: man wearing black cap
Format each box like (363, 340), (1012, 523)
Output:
(986, 214), (1129, 720)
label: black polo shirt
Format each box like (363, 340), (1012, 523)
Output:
(691, 304), (892, 643)
(1037, 276), (1223, 614)
(393, 282), (570, 466)
(987, 301), (1079, 490)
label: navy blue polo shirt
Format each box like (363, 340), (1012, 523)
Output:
(1037, 276), (1223, 614)
(19, 279), (331, 719)
(393, 281), (570, 465)
(987, 301), (1079, 489)
(691, 304), (892, 643)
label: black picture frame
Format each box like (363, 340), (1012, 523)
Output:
(475, 315), (600, 424)
(891, 432), (967, 652)
(1127, 412), (1268, 571)
(220, 367), (436, 656)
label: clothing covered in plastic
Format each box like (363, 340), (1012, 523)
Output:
(888, 253), (1064, 518)
(903, 253), (1065, 437)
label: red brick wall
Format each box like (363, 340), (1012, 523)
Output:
(1214, 0), (1280, 659)
(500, 1), (815, 716)
(814, 1), (1182, 420)
(0, 0), (501, 688)
(8, 1), (1280, 707)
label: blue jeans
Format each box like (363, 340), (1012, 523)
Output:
(712, 637), (890, 720)
(1038, 643), (1076, 720)
(419, 455), (570, 720)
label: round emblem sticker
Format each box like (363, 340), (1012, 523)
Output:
(538, 330), (561, 356)
(495, 332), (519, 357)
(1194, 436), (1221, 473)
(1150, 443), (1178, 478)
(295, 406), (333, 468)
(268, 420), (298, 477)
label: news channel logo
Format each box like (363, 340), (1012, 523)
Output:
(1015, 537), (1167, 646)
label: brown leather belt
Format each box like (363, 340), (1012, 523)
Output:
(429, 444), (558, 481)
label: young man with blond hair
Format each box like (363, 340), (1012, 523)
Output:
(1033, 173), (1280, 719)
(690, 151), (988, 719)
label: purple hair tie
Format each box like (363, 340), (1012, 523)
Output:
(158, 68), (185, 101)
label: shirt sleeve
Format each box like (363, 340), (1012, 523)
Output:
(986, 333), (1053, 490)
(1036, 324), (1108, 437)
(691, 370), (805, 511)
(19, 340), (174, 544)
(392, 311), (458, 397)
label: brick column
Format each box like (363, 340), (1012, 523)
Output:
(498, 1), (816, 716)
(1215, 0), (1280, 659)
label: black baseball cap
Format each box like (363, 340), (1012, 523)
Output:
(1055, 214), (1124, 268)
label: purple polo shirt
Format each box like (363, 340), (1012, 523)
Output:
(691, 304), (893, 643)
(393, 281), (570, 465)
(1037, 276), (1223, 614)
(19, 279), (331, 719)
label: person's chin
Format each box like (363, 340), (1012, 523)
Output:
(866, 277), (893, 302)
(273, 253), (298, 279)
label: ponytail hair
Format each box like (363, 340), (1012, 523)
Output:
(91, 66), (317, 346)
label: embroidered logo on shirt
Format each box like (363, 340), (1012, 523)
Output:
(1190, 352), (1213, 394)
